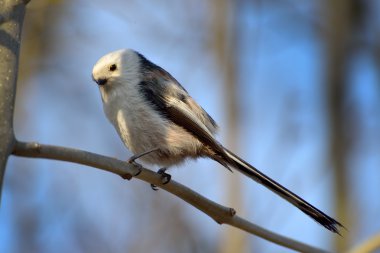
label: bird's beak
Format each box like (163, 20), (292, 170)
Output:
(93, 76), (108, 86)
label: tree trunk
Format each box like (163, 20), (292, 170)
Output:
(0, 0), (27, 205)
(324, 0), (352, 251)
(210, 0), (247, 252)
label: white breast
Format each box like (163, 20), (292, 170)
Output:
(101, 86), (204, 167)
(102, 84), (166, 150)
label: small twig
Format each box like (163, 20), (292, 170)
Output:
(12, 141), (331, 253)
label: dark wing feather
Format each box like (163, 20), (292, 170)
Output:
(164, 97), (233, 171)
(137, 52), (222, 154)
(164, 98), (224, 154)
(137, 70), (230, 168)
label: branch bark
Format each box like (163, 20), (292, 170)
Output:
(12, 141), (330, 253)
(0, 0), (28, 205)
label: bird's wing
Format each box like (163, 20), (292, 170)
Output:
(164, 96), (225, 155)
(163, 95), (234, 170)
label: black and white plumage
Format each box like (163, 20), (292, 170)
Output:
(91, 49), (343, 234)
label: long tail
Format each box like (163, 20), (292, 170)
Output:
(221, 148), (343, 234)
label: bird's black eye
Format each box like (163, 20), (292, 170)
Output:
(109, 64), (117, 71)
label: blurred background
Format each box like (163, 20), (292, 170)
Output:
(1, 0), (380, 252)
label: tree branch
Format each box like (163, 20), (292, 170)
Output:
(0, 0), (27, 206)
(12, 141), (330, 253)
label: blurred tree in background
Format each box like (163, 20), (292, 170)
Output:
(1, 0), (379, 252)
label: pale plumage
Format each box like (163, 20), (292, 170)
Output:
(92, 49), (343, 233)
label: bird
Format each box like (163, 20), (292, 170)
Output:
(91, 48), (343, 234)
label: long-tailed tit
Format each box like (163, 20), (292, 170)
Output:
(92, 49), (342, 234)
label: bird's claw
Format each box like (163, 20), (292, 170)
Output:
(151, 184), (159, 191)
(158, 168), (171, 184)
(150, 168), (171, 191)
(121, 158), (143, 180)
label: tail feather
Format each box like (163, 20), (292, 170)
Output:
(222, 148), (343, 234)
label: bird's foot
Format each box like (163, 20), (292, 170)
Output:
(158, 168), (171, 184)
(121, 161), (142, 180)
(127, 148), (159, 164)
(151, 168), (171, 191)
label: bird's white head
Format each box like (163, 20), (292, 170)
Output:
(93, 49), (142, 86)
(92, 49), (141, 102)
